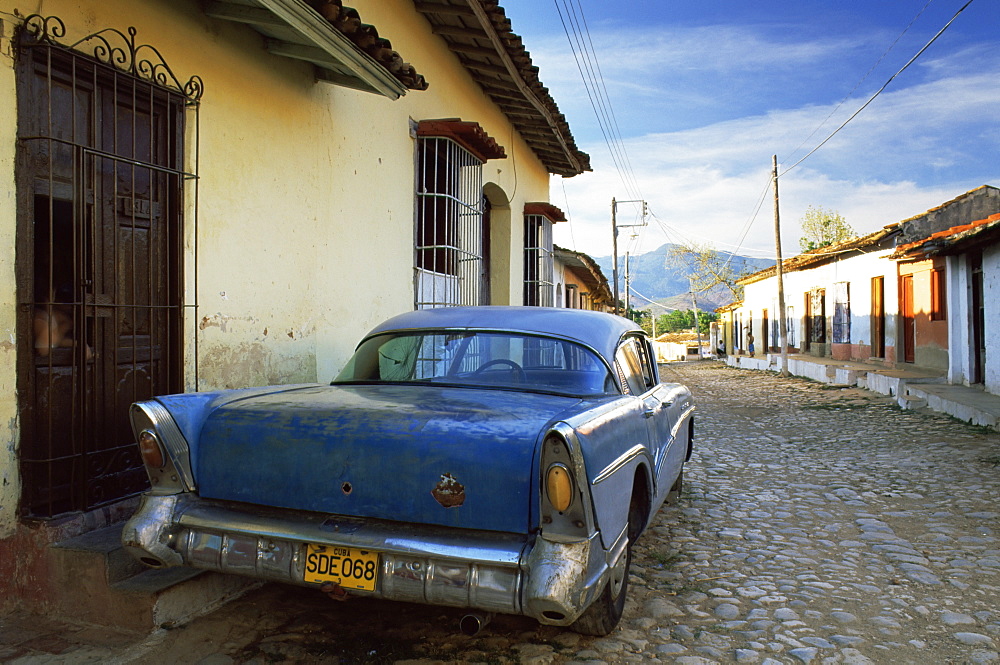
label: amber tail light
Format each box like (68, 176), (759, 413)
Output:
(546, 464), (573, 512)
(138, 430), (165, 469)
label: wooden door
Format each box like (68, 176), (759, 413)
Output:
(761, 309), (769, 353)
(901, 274), (915, 364)
(17, 38), (184, 517)
(971, 253), (985, 383)
(871, 276), (885, 358)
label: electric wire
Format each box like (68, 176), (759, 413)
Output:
(573, 0), (643, 198)
(781, 0), (974, 177)
(553, 0), (643, 201)
(784, 0), (934, 164)
(712, 0), (973, 265)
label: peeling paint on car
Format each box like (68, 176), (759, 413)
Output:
(431, 473), (465, 508)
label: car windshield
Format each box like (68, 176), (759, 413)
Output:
(334, 331), (617, 396)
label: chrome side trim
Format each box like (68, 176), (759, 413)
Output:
(591, 444), (646, 485)
(670, 404), (696, 439)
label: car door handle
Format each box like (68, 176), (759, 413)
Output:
(644, 408), (656, 418)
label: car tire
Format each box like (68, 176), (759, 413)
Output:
(570, 539), (630, 636)
(571, 493), (641, 636)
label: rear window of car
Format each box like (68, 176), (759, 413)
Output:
(334, 331), (616, 396)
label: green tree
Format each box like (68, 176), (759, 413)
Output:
(653, 309), (717, 335)
(798, 205), (855, 252)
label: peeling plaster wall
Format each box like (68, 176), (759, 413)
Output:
(0, 0), (558, 543)
(0, 11), (19, 538)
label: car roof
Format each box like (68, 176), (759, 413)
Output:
(365, 306), (642, 364)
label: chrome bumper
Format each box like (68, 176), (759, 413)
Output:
(122, 493), (610, 624)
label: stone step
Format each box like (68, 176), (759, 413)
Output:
(49, 523), (254, 632)
(898, 394), (928, 410)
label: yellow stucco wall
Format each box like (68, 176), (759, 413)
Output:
(0, 0), (556, 533)
(1, 12), (19, 536)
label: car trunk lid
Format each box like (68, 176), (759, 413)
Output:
(193, 384), (581, 534)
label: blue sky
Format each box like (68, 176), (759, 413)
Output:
(499, 0), (1000, 260)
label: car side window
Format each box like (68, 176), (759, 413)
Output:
(615, 338), (648, 395)
(637, 338), (659, 389)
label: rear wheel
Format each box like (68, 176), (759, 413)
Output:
(570, 538), (630, 636)
(571, 493), (642, 636)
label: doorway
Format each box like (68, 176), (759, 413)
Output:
(16, 27), (191, 518)
(901, 274), (915, 364)
(971, 252), (984, 384)
(871, 276), (885, 358)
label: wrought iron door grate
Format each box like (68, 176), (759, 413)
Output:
(16, 17), (199, 518)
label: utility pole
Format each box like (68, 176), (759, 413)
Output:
(691, 287), (702, 359)
(773, 155), (789, 377)
(624, 251), (631, 319)
(611, 198), (619, 315)
(610, 198), (648, 317)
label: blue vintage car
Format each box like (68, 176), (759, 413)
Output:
(123, 306), (694, 635)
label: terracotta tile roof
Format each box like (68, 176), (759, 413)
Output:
(554, 245), (613, 304)
(416, 119), (506, 161)
(891, 213), (1000, 259)
(524, 202), (566, 223)
(309, 1), (428, 89)
(715, 300), (743, 314)
(413, 0), (591, 177)
(737, 227), (899, 286)
(655, 332), (702, 344)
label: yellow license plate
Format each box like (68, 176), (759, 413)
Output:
(303, 544), (379, 592)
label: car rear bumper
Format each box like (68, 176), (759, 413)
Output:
(122, 492), (608, 624)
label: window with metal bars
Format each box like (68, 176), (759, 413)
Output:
(414, 136), (485, 309)
(832, 282), (851, 344)
(523, 215), (554, 307)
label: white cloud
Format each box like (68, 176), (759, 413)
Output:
(553, 68), (1000, 259)
(530, 9), (1000, 261)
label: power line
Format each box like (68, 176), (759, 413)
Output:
(553, 0), (642, 201)
(573, 0), (643, 196)
(785, 0), (934, 164)
(724, 1), (974, 261)
(781, 0), (975, 177)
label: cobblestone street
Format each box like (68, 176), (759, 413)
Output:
(619, 361), (1000, 665)
(4, 361), (1000, 664)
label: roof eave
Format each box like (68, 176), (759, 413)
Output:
(413, 0), (590, 177)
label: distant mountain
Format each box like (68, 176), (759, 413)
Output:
(593, 244), (772, 312)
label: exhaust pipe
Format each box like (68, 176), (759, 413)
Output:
(459, 611), (493, 636)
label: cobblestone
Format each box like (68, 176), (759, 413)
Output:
(1, 361), (998, 663)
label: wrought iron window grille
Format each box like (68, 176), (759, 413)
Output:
(414, 136), (486, 309)
(524, 214), (555, 307)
